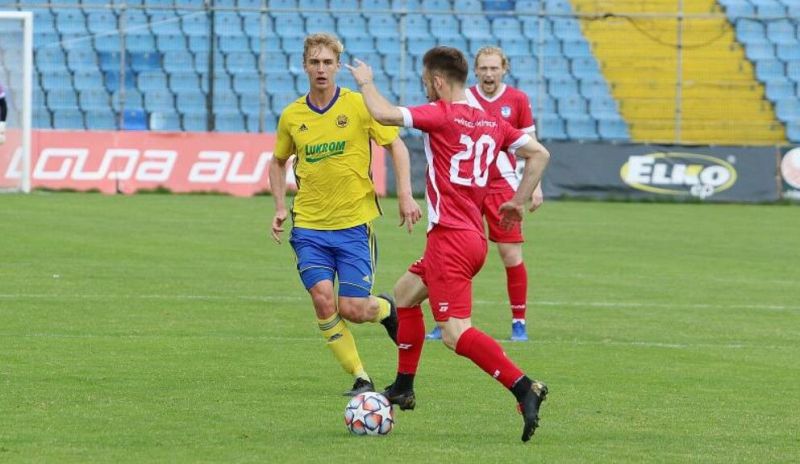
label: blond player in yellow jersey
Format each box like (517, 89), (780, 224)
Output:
(269, 33), (422, 396)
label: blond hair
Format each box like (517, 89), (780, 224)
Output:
(303, 33), (345, 63)
(474, 46), (510, 71)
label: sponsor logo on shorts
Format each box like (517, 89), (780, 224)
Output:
(438, 302), (449, 313)
(620, 152), (737, 199)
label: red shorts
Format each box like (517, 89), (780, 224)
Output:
(482, 189), (524, 243)
(416, 226), (487, 322)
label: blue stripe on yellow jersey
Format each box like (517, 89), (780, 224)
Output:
(274, 86), (399, 230)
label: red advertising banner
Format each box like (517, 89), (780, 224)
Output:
(0, 130), (387, 196)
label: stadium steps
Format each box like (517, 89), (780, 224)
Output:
(570, 0), (786, 145)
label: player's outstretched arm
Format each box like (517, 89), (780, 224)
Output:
(346, 59), (404, 126)
(268, 155), (290, 244)
(499, 139), (550, 228)
(384, 137), (422, 233)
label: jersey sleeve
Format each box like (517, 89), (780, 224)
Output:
(368, 116), (400, 146)
(500, 118), (531, 156)
(517, 92), (536, 134)
(273, 112), (294, 161)
(398, 103), (445, 132)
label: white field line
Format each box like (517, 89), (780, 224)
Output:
(0, 293), (798, 312)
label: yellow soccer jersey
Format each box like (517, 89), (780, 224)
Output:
(274, 87), (399, 230)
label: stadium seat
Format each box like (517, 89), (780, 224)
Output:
(597, 118), (630, 142)
(87, 11), (118, 35)
(215, 12), (243, 37)
(36, 48), (67, 73)
(571, 56), (603, 80)
(541, 56), (571, 79)
(149, 111), (182, 131)
(232, 72), (261, 94)
(548, 77), (579, 99)
(122, 108), (147, 131)
(766, 20), (796, 45)
(403, 15), (430, 39)
(182, 111), (209, 131)
(246, 112), (277, 132)
(67, 49), (99, 72)
(579, 78), (612, 99)
(137, 71), (168, 92)
(79, 89), (111, 111)
(515, 0), (540, 13)
(47, 88), (79, 110)
(85, 109), (117, 130)
(73, 70), (105, 91)
(157, 34), (188, 53)
(557, 95), (588, 119)
(337, 13), (369, 39)
(144, 89), (176, 112)
(213, 91), (241, 112)
(182, 13), (209, 36)
(55, 10), (87, 35)
(565, 116), (598, 140)
(422, 0), (450, 11)
(588, 95), (621, 120)
(150, 12), (182, 36)
(562, 40), (592, 59)
(111, 90), (145, 112)
(460, 16), (493, 41)
(537, 114), (566, 140)
(177, 93), (207, 113)
(765, 79), (795, 101)
(775, 97), (800, 122)
(786, 120), (800, 142)
(170, 71), (203, 94)
(298, 0), (328, 11)
(53, 109), (86, 130)
(362, 0), (390, 11)
(274, 12), (306, 39)
(428, 15), (462, 42)
(215, 111), (247, 132)
(305, 13), (336, 34)
(127, 33), (157, 54)
(777, 43), (800, 62)
(367, 15), (399, 40)
(162, 51), (194, 73)
(755, 59), (785, 81)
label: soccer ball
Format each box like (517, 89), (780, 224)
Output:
(344, 391), (394, 436)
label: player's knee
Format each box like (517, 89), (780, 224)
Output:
(498, 244), (523, 267)
(308, 282), (336, 319)
(337, 297), (371, 323)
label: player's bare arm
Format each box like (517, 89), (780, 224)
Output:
(527, 129), (544, 212)
(499, 139), (550, 229)
(384, 137), (422, 233)
(346, 59), (404, 126)
(268, 155), (290, 243)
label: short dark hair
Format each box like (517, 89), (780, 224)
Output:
(422, 46), (468, 84)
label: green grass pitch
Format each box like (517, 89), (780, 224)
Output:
(1, 192), (798, 463)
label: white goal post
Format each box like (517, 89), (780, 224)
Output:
(0, 11), (33, 193)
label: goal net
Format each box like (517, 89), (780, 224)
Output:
(0, 11), (33, 193)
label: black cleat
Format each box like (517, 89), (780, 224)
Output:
(378, 293), (398, 345)
(343, 377), (375, 397)
(382, 383), (416, 411)
(519, 380), (548, 442)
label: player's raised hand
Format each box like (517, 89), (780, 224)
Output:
(498, 201), (525, 230)
(398, 194), (422, 233)
(345, 59), (374, 87)
(271, 207), (288, 244)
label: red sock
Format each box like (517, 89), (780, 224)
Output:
(506, 263), (527, 320)
(397, 305), (425, 374)
(454, 327), (525, 389)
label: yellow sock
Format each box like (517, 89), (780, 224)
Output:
(373, 296), (391, 323)
(318, 313), (369, 380)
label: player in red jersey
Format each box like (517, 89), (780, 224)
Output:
(347, 46), (551, 442)
(426, 46), (540, 342)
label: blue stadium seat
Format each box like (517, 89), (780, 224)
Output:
(407, 36), (436, 56)
(131, 52), (162, 72)
(47, 88), (79, 110)
(246, 112), (278, 132)
(460, 16), (493, 41)
(305, 13), (336, 34)
(548, 77), (578, 98)
(200, 73), (233, 93)
(422, 0), (450, 11)
(362, 0), (390, 11)
(182, 111), (209, 131)
(579, 78), (612, 99)
(756, 2), (786, 18)
(521, 17), (552, 41)
(755, 59), (785, 81)
(122, 108), (147, 130)
(137, 71), (169, 92)
(157, 34), (188, 52)
(55, 10), (87, 35)
(403, 15), (429, 38)
(182, 13), (209, 36)
(775, 97), (800, 121)
(193, 52), (227, 74)
(565, 116), (598, 140)
(597, 118), (630, 141)
(269, 0), (298, 8)
(213, 91), (241, 112)
(786, 61), (800, 84)
(67, 49), (98, 72)
(541, 56), (571, 79)
(499, 37), (530, 57)
(571, 56), (602, 79)
(562, 39), (592, 59)
(188, 35), (211, 53)
(149, 111), (182, 131)
(766, 20), (796, 45)
(786, 120), (800, 142)
(345, 37), (375, 55)
(391, 0), (422, 12)
(111, 90), (145, 112)
(557, 95), (588, 119)
(776, 43), (800, 62)
(367, 14), (399, 39)
(515, 0), (540, 12)
(215, 12), (243, 36)
(219, 36), (250, 54)
(150, 12), (181, 36)
(215, 111), (247, 132)
(588, 95), (621, 120)
(537, 114), (566, 140)
(337, 13), (369, 39)
(87, 11), (118, 35)
(144, 89), (176, 112)
(35, 48), (67, 73)
(274, 12), (306, 39)
(232, 72), (261, 94)
(428, 15), (461, 41)
(746, 43), (776, 61)
(79, 89), (111, 111)
(53, 109), (86, 130)
(170, 71), (202, 94)
(162, 51), (194, 73)
(491, 17), (523, 40)
(765, 79), (795, 101)
(458, 0), (484, 10)
(177, 93), (206, 112)
(73, 70), (105, 91)
(126, 32), (157, 54)
(85, 109), (117, 130)
(298, 0), (328, 11)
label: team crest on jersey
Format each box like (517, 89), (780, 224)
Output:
(299, 123), (308, 132)
(336, 114), (349, 128)
(500, 105), (512, 118)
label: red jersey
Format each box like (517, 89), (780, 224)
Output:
(466, 84), (536, 192)
(399, 100), (531, 235)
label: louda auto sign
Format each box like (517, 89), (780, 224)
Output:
(620, 152), (737, 199)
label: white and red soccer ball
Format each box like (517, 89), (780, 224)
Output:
(344, 392), (394, 436)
